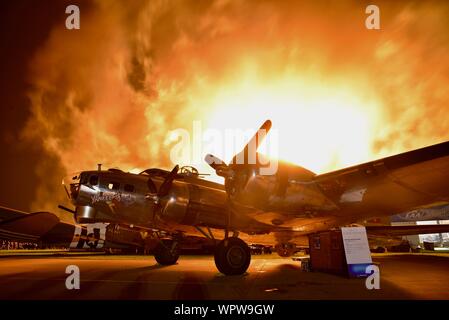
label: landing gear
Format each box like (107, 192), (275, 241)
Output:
(154, 239), (180, 265)
(214, 237), (251, 275)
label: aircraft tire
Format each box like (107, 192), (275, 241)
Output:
(214, 237), (251, 275)
(154, 240), (180, 265)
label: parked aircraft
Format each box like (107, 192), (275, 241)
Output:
(2, 120), (449, 275)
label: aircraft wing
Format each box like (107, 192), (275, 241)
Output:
(314, 140), (449, 218)
(0, 207), (60, 242)
(316, 140), (449, 181)
(366, 224), (449, 237)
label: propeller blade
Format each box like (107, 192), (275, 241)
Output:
(147, 177), (157, 194)
(231, 119), (272, 166)
(158, 165), (179, 197)
(205, 154), (227, 170)
(205, 154), (234, 178)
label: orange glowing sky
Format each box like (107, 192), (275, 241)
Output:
(22, 0), (449, 212)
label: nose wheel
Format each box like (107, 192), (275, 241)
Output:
(214, 237), (251, 275)
(154, 239), (180, 265)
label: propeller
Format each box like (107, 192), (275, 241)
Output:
(146, 165), (179, 220)
(205, 119), (272, 178)
(204, 154), (230, 178)
(205, 120), (272, 234)
(159, 165), (179, 197)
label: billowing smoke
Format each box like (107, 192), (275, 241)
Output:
(23, 0), (449, 219)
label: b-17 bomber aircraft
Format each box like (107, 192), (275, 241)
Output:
(55, 120), (449, 275)
(2, 120), (449, 275)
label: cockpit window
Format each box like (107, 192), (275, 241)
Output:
(80, 173), (88, 185)
(124, 184), (135, 192)
(108, 182), (120, 190)
(89, 175), (99, 186)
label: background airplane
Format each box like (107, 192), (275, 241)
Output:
(0, 206), (218, 253)
(0, 206), (148, 251)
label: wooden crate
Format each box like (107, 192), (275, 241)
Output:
(308, 230), (348, 276)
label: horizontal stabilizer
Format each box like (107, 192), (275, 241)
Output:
(0, 206), (29, 221)
(0, 212), (60, 242)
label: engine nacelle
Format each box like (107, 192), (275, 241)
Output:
(75, 205), (97, 224)
(159, 183), (228, 229)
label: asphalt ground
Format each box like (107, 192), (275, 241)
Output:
(0, 253), (448, 299)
